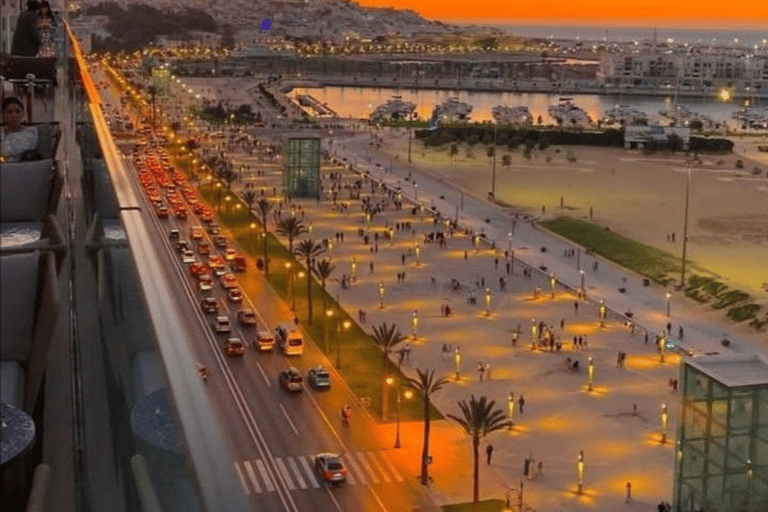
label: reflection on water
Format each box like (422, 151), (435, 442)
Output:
(291, 86), (753, 125)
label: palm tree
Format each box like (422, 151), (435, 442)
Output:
(447, 395), (510, 505)
(408, 368), (450, 486)
(254, 198), (273, 276)
(293, 239), (324, 324)
(371, 323), (406, 420)
(313, 258), (335, 313)
(276, 217), (307, 254)
(242, 190), (256, 218)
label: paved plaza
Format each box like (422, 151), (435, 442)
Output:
(226, 148), (687, 511)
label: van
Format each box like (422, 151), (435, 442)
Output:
(276, 324), (304, 355)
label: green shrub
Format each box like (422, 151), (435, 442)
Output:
(685, 289), (711, 304)
(726, 304), (760, 322)
(702, 280), (727, 296)
(712, 290), (750, 310)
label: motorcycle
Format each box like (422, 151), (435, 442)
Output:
(341, 405), (351, 425)
(197, 363), (209, 382)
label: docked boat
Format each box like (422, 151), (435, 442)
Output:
(602, 104), (647, 125)
(492, 105), (533, 125)
(369, 95), (416, 122)
(435, 97), (473, 122)
(660, 104), (716, 130)
(732, 107), (768, 129)
(548, 98), (590, 126)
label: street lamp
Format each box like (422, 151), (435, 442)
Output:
(336, 319), (350, 369)
(659, 332), (666, 363)
(485, 288), (491, 316)
(351, 257), (357, 282)
(250, 222), (257, 252)
(507, 232), (512, 254)
(216, 182), (222, 212)
(412, 310), (419, 339)
(454, 347), (461, 380)
(661, 403), (668, 443)
(599, 300), (607, 327)
(324, 309), (334, 352)
(285, 262), (294, 309)
(587, 357), (594, 391)
(549, 272), (556, 298)
(473, 233), (480, 253)
(394, 387), (413, 448)
(666, 292), (671, 317)
(383, 375), (394, 421)
(577, 450), (585, 494)
(507, 391), (515, 429)
(530, 318), (538, 350)
(378, 281), (385, 309)
(580, 270), (585, 298)
(415, 244), (421, 266)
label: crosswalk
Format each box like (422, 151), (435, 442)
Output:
(234, 451), (405, 495)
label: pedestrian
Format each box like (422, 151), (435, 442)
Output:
(401, 254), (406, 265)
(370, 261), (374, 273)
(495, 257), (498, 270)
(617, 351), (623, 369)
(537, 461), (543, 479)
(583, 335), (588, 350)
(626, 481), (632, 502)
(645, 332), (649, 344)
(678, 325), (684, 339)
(478, 362), (485, 382)
(572, 336), (577, 349)
(518, 395), (525, 413)
(593, 261), (598, 271)
(464, 250), (468, 260)
(574, 301), (579, 314)
(666, 322), (672, 335)
(560, 318), (565, 330)
(486, 444), (493, 465)
(672, 378), (678, 393)
(633, 403), (638, 416)
(11, 0), (41, 57)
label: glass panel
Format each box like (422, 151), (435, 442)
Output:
(754, 432), (768, 465)
(708, 438), (726, 473)
(712, 379), (729, 399)
(727, 435), (751, 469)
(686, 367), (709, 401)
(758, 389), (768, 426)
(683, 441), (706, 478)
(686, 406), (708, 439)
(705, 475), (724, 510)
(730, 394), (754, 431)
(710, 400), (727, 437)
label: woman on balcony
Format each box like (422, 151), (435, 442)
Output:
(1, 97), (38, 162)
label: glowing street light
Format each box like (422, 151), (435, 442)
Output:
(415, 244), (421, 266)
(507, 391), (515, 429)
(598, 300), (607, 327)
(378, 281), (385, 309)
(383, 375), (394, 421)
(454, 347), (461, 380)
(412, 310), (419, 339)
(587, 357), (595, 391)
(577, 450), (585, 494)
(507, 232), (512, 254)
(394, 386), (413, 448)
(336, 319), (351, 369)
(659, 332), (667, 363)
(666, 292), (671, 317)
(549, 272), (556, 298)
(285, 262), (294, 309)
(530, 318), (538, 350)
(580, 270), (586, 298)
(661, 403), (668, 443)
(351, 257), (357, 281)
(485, 288), (492, 316)
(250, 222), (257, 252)
(324, 309), (334, 352)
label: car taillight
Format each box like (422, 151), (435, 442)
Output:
(324, 471), (332, 480)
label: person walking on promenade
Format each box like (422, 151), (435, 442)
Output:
(574, 301), (579, 314)
(678, 325), (684, 339)
(518, 395), (525, 414)
(666, 322), (672, 335)
(626, 481), (632, 502)
(486, 444), (494, 465)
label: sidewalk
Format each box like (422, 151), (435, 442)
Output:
(229, 148), (685, 511)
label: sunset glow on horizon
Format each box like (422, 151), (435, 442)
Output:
(356, 0), (768, 26)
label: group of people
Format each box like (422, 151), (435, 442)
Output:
(11, 0), (57, 58)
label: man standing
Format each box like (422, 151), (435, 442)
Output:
(486, 444), (493, 465)
(518, 395), (525, 414)
(11, 0), (41, 56)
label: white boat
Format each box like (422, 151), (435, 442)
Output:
(548, 98), (590, 126)
(660, 104), (717, 130)
(602, 104), (647, 125)
(435, 97), (472, 122)
(732, 107), (768, 129)
(369, 95), (416, 121)
(492, 105), (533, 125)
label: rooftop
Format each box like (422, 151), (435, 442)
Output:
(688, 353), (768, 388)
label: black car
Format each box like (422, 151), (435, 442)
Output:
(168, 228), (180, 240)
(200, 297), (218, 314)
(212, 235), (228, 249)
(279, 367), (303, 392)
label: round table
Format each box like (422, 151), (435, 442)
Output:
(130, 388), (181, 453)
(1, 403), (36, 466)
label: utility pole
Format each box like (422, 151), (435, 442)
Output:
(680, 162), (691, 289)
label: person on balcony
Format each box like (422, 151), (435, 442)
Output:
(36, 1), (57, 57)
(1, 97), (38, 162)
(11, 0), (41, 57)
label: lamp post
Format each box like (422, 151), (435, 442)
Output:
(577, 450), (585, 494)
(379, 281), (385, 309)
(414, 182), (418, 201)
(507, 232), (512, 254)
(661, 403), (668, 443)
(454, 347), (461, 380)
(507, 391), (515, 429)
(473, 233), (480, 253)
(587, 357), (594, 391)
(384, 375), (394, 421)
(659, 332), (666, 363)
(746, 459), (754, 508)
(285, 261), (293, 308)
(336, 319), (350, 370)
(225, 195), (232, 217)
(599, 300), (607, 327)
(394, 387), (413, 448)
(216, 182), (222, 212)
(389, 226), (394, 246)
(412, 310), (418, 339)
(580, 270), (585, 298)
(549, 272), (556, 298)
(485, 288), (491, 316)
(415, 244), (421, 266)
(666, 292), (671, 317)
(324, 309), (334, 352)
(250, 222), (257, 252)
(351, 257), (357, 282)
(530, 319), (538, 350)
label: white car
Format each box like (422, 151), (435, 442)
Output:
(198, 275), (213, 292)
(213, 316), (231, 334)
(181, 249), (196, 264)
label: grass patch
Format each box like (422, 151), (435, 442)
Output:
(727, 304), (760, 322)
(196, 180), (442, 423)
(712, 290), (750, 310)
(541, 216), (682, 283)
(442, 499), (507, 512)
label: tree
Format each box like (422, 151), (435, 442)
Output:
(313, 258), (335, 313)
(501, 154), (511, 169)
(447, 395), (510, 504)
(371, 323), (407, 420)
(293, 239), (324, 324)
(486, 145), (495, 159)
(254, 198), (273, 276)
(276, 217), (307, 254)
(407, 368), (449, 486)
(242, 190), (256, 218)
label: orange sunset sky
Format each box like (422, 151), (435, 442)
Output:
(356, 0), (768, 26)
